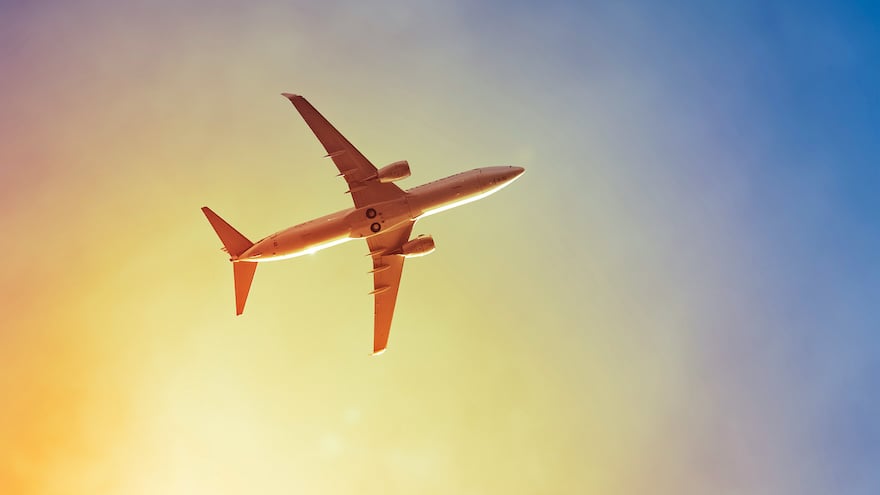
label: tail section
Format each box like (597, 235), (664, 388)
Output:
(201, 207), (253, 258)
(201, 207), (258, 315)
(232, 261), (258, 315)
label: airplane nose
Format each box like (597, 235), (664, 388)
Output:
(484, 166), (525, 185)
(508, 166), (525, 180)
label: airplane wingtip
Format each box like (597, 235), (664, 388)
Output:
(281, 92), (300, 100)
(371, 348), (387, 356)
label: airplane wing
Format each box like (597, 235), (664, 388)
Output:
(282, 93), (406, 208)
(366, 220), (415, 354)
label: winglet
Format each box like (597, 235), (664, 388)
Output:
(281, 92), (300, 100)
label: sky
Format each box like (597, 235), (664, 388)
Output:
(1, 0), (878, 493)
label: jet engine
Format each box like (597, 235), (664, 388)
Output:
(377, 160), (411, 183)
(400, 234), (435, 258)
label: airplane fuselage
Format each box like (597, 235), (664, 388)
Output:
(202, 93), (526, 353)
(238, 166), (523, 262)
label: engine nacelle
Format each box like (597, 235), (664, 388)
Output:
(401, 234), (435, 258)
(377, 160), (411, 183)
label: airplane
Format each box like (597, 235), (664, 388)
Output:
(202, 93), (524, 355)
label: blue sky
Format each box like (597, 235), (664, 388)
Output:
(0, 1), (877, 493)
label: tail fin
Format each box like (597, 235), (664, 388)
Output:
(201, 207), (258, 315)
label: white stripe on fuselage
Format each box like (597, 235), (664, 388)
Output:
(416, 179), (517, 219)
(244, 172), (518, 263)
(245, 236), (355, 263)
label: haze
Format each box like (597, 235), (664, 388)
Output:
(1, 1), (878, 494)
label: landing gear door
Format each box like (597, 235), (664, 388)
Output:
(345, 199), (414, 238)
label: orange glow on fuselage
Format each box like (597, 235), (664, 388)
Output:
(238, 166), (524, 263)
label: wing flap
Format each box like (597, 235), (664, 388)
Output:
(282, 93), (405, 207)
(367, 221), (415, 355)
(371, 255), (404, 354)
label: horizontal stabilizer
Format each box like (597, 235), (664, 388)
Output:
(201, 207), (253, 258)
(233, 262), (258, 315)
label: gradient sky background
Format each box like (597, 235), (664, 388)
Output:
(1, 0), (878, 493)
